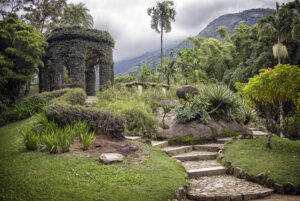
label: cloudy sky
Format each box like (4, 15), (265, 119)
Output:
(69, 0), (290, 62)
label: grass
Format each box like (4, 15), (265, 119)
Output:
(0, 118), (186, 201)
(224, 136), (300, 185)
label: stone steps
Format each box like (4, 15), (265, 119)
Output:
(217, 137), (232, 143)
(162, 145), (193, 156)
(173, 151), (217, 161)
(193, 143), (223, 152)
(252, 130), (268, 138)
(187, 175), (274, 201)
(187, 166), (227, 178)
(124, 136), (141, 141)
(151, 141), (168, 148)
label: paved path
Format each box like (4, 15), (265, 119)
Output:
(151, 135), (274, 201)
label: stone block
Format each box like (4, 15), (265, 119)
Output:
(99, 153), (124, 164)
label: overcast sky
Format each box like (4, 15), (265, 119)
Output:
(69, 0), (291, 62)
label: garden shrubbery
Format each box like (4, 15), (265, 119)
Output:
(22, 113), (95, 153)
(175, 83), (256, 124)
(44, 88), (125, 138)
(0, 89), (70, 126)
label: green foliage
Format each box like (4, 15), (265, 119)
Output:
(168, 135), (214, 146)
(281, 115), (300, 140)
(114, 74), (136, 86)
(41, 132), (58, 154)
(61, 2), (93, 28)
(0, 88), (69, 126)
(21, 129), (41, 150)
(80, 131), (94, 150)
(123, 107), (156, 136)
(73, 121), (90, 138)
(0, 17), (46, 103)
(57, 128), (71, 153)
(175, 94), (211, 123)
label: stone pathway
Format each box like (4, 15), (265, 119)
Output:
(151, 137), (274, 201)
(249, 128), (269, 138)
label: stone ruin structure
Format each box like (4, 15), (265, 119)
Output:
(39, 26), (114, 96)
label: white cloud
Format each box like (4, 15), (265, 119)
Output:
(69, 0), (290, 62)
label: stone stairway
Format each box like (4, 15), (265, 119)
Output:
(152, 138), (274, 201)
(249, 128), (269, 138)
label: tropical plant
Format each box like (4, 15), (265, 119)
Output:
(57, 128), (71, 153)
(22, 129), (40, 150)
(73, 121), (90, 139)
(147, 0), (176, 71)
(258, 2), (289, 64)
(235, 64), (300, 147)
(61, 2), (93, 28)
(80, 131), (94, 150)
(42, 132), (58, 153)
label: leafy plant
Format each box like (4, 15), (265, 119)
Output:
(57, 128), (71, 153)
(80, 131), (94, 150)
(22, 129), (41, 150)
(73, 121), (90, 139)
(42, 133), (58, 154)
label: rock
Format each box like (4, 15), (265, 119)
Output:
(274, 183), (284, 194)
(284, 182), (297, 195)
(159, 99), (180, 107)
(99, 153), (124, 164)
(176, 85), (199, 100)
(174, 185), (187, 200)
(255, 172), (266, 185)
(266, 178), (274, 187)
(233, 167), (243, 177)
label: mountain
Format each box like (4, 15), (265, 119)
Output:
(114, 8), (274, 76)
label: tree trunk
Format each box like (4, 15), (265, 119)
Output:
(266, 133), (272, 149)
(279, 101), (284, 138)
(24, 80), (31, 96)
(160, 24), (163, 73)
(167, 72), (170, 86)
(278, 56), (281, 65)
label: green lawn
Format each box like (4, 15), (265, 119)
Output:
(0, 118), (186, 201)
(224, 136), (300, 185)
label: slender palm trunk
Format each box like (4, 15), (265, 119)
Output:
(160, 24), (163, 74)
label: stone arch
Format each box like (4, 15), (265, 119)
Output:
(39, 26), (114, 95)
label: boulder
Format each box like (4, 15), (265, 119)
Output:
(176, 85), (199, 100)
(99, 153), (124, 164)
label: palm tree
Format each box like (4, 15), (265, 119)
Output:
(259, 2), (289, 64)
(147, 0), (176, 72)
(62, 3), (93, 28)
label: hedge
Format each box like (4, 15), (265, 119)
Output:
(44, 88), (124, 138)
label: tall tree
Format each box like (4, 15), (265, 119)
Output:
(0, 17), (46, 103)
(258, 2), (289, 64)
(23, 0), (66, 33)
(147, 0), (176, 73)
(0, 0), (27, 18)
(61, 2), (93, 28)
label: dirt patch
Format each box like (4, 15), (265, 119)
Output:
(69, 135), (140, 158)
(253, 193), (300, 201)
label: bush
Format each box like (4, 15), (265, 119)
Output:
(80, 131), (94, 150)
(42, 133), (58, 154)
(57, 128), (72, 153)
(122, 107), (156, 136)
(44, 103), (124, 138)
(0, 88), (70, 126)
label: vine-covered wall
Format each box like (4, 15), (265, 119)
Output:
(39, 26), (115, 95)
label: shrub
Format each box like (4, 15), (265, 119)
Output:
(175, 94), (211, 123)
(0, 88), (70, 126)
(22, 129), (41, 150)
(44, 103), (124, 138)
(73, 121), (90, 138)
(122, 107), (156, 136)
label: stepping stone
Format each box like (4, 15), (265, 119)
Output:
(187, 166), (227, 178)
(151, 141), (168, 148)
(217, 138), (232, 143)
(249, 127), (257, 131)
(162, 146), (193, 156)
(252, 130), (268, 138)
(99, 153), (124, 164)
(173, 151), (217, 161)
(193, 143), (223, 152)
(125, 136), (141, 141)
(183, 160), (223, 170)
(187, 175), (273, 201)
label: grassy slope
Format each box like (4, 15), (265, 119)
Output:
(224, 136), (300, 185)
(0, 119), (186, 201)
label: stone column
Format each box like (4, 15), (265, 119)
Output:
(85, 66), (96, 96)
(49, 56), (64, 91)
